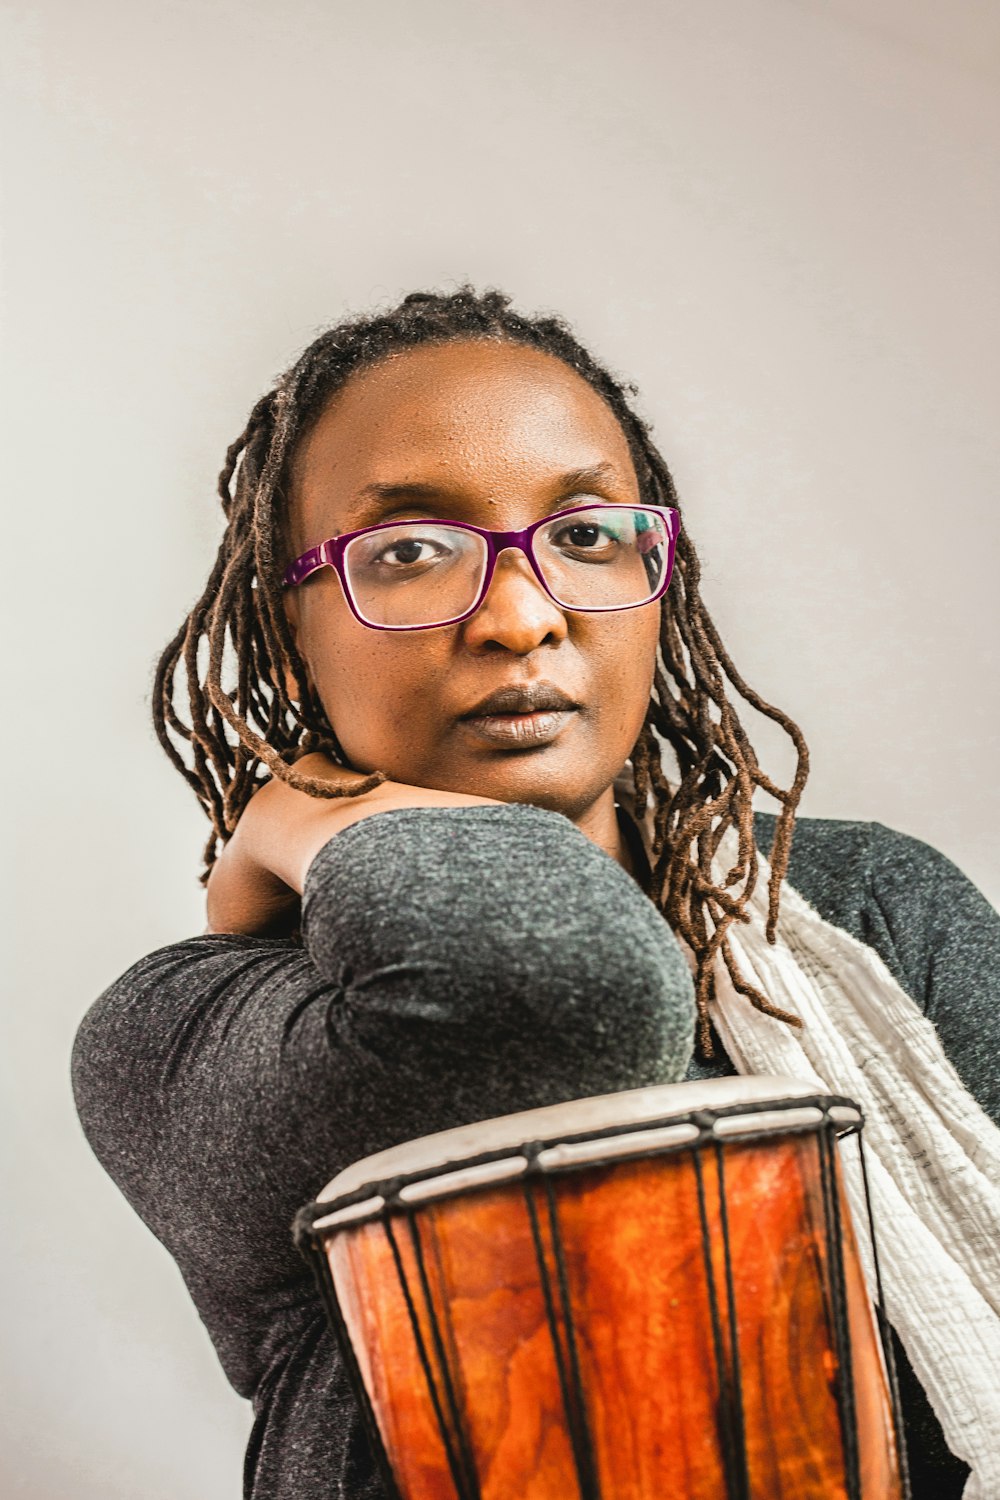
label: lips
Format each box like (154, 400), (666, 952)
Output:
(458, 683), (580, 749)
(459, 683), (579, 719)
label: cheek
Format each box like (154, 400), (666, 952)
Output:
(589, 608), (659, 720)
(302, 611), (443, 755)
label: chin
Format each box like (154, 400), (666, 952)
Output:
(456, 748), (611, 821)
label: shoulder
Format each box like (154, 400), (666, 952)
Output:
(76, 932), (306, 1038)
(754, 811), (975, 1001)
(72, 933), (308, 1147)
(756, 812), (1000, 1068)
(754, 811), (971, 935)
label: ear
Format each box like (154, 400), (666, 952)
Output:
(282, 662), (304, 704)
(280, 586), (310, 706)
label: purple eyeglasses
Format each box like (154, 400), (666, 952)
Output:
(282, 502), (679, 631)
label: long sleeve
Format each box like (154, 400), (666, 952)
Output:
(73, 803), (695, 1498)
(863, 822), (1000, 1126)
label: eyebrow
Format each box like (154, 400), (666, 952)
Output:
(350, 463), (628, 523)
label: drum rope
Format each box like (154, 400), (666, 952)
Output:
(521, 1164), (602, 1500)
(542, 1172), (604, 1500)
(403, 1207), (483, 1500)
(381, 1211), (480, 1500)
(692, 1143), (750, 1500)
(713, 1141), (752, 1500)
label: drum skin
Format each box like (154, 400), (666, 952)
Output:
(326, 1132), (903, 1500)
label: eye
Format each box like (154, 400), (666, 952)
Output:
(550, 519), (622, 557)
(373, 535), (451, 568)
(564, 523), (601, 547)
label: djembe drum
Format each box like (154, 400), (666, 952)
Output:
(295, 1076), (908, 1500)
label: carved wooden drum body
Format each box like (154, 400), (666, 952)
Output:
(296, 1077), (907, 1500)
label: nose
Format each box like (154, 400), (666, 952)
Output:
(460, 547), (569, 654)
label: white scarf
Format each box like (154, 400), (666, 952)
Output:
(627, 792), (1000, 1495)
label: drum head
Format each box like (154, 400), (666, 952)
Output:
(317, 1074), (836, 1208)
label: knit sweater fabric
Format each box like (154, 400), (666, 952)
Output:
(72, 806), (1000, 1497)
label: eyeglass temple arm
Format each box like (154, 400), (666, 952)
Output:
(283, 542), (331, 588)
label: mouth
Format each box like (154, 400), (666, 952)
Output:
(457, 684), (580, 749)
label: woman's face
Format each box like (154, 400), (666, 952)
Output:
(283, 339), (661, 826)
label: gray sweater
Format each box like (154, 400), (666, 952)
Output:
(72, 806), (999, 1497)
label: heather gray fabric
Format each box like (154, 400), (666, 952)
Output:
(72, 804), (999, 1498)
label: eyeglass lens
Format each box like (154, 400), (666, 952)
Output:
(342, 506), (671, 628)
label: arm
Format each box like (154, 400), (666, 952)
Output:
(863, 823), (998, 1494)
(866, 823), (1000, 1127)
(75, 803), (696, 1497)
(205, 753), (501, 936)
(767, 811), (1000, 1130)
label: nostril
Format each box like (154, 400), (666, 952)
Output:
(465, 558), (568, 649)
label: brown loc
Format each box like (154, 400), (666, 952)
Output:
(153, 287), (810, 1056)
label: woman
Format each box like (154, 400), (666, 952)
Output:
(73, 288), (999, 1498)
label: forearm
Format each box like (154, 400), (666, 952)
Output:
(259, 778), (502, 895)
(206, 758), (500, 935)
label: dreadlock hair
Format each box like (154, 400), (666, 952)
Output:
(154, 285), (809, 1056)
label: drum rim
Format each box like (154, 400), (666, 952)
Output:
(305, 1076), (862, 1235)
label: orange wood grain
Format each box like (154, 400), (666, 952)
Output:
(326, 1133), (903, 1499)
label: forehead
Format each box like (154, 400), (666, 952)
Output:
(289, 339), (638, 538)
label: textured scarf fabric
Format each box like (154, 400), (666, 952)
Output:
(628, 796), (1000, 1495)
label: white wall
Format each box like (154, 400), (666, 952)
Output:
(2, 2), (997, 1495)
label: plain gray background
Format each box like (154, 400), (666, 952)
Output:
(2, 2), (998, 1495)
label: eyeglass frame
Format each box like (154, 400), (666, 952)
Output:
(281, 501), (681, 632)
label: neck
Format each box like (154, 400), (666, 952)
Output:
(573, 786), (640, 883)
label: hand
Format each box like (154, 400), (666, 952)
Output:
(205, 753), (501, 936)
